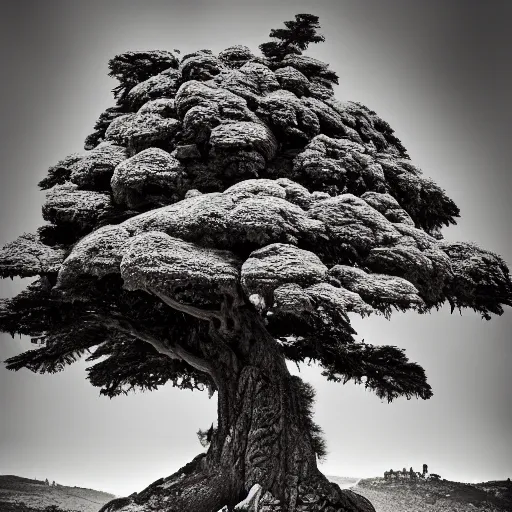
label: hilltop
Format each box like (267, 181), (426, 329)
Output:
(0, 475), (116, 512)
(349, 477), (512, 512)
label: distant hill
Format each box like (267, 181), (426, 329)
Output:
(0, 475), (116, 512)
(351, 477), (512, 512)
(327, 476), (361, 489)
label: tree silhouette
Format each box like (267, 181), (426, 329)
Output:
(259, 13), (326, 60)
(1, 14), (511, 512)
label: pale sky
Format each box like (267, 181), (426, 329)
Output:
(0, 0), (511, 497)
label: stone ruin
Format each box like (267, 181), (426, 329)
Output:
(383, 463), (440, 482)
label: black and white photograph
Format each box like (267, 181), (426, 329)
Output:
(0, 2), (511, 511)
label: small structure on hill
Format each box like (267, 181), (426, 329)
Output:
(383, 464), (439, 482)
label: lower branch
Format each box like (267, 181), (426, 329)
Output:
(94, 312), (215, 376)
(149, 287), (223, 322)
(171, 337), (215, 375)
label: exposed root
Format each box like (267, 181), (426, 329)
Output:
(232, 483), (263, 510)
(222, 478), (375, 512)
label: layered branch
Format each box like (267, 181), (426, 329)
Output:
(0, 233), (67, 279)
(259, 14), (326, 62)
(150, 288), (221, 323)
(53, 180), (511, 357)
(84, 105), (129, 150)
(108, 50), (179, 102)
(291, 135), (458, 234)
(38, 153), (83, 189)
(1, 266), (217, 392)
(2, 282), (216, 396)
(440, 241), (512, 319)
(4, 323), (107, 373)
(90, 312), (180, 359)
(0, 278), (73, 337)
(85, 336), (212, 398)
(36, 46), (428, 248)
(319, 341), (433, 402)
(92, 310), (214, 375)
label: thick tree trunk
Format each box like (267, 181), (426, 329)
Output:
(206, 313), (322, 506)
(100, 311), (376, 512)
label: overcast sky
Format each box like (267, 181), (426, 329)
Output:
(0, 0), (511, 498)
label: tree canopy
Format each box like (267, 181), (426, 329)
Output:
(1, 16), (511, 407)
(259, 13), (326, 60)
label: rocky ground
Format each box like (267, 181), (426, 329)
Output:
(0, 475), (115, 512)
(349, 477), (512, 512)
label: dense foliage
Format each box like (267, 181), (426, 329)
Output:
(259, 14), (326, 60)
(1, 13), (510, 407)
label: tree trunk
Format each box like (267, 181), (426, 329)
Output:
(207, 312), (324, 506)
(100, 311), (376, 512)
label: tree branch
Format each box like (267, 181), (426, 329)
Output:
(171, 339), (214, 375)
(92, 313), (214, 376)
(94, 314), (178, 359)
(148, 287), (223, 323)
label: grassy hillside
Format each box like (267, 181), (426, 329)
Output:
(0, 475), (115, 512)
(351, 477), (512, 512)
